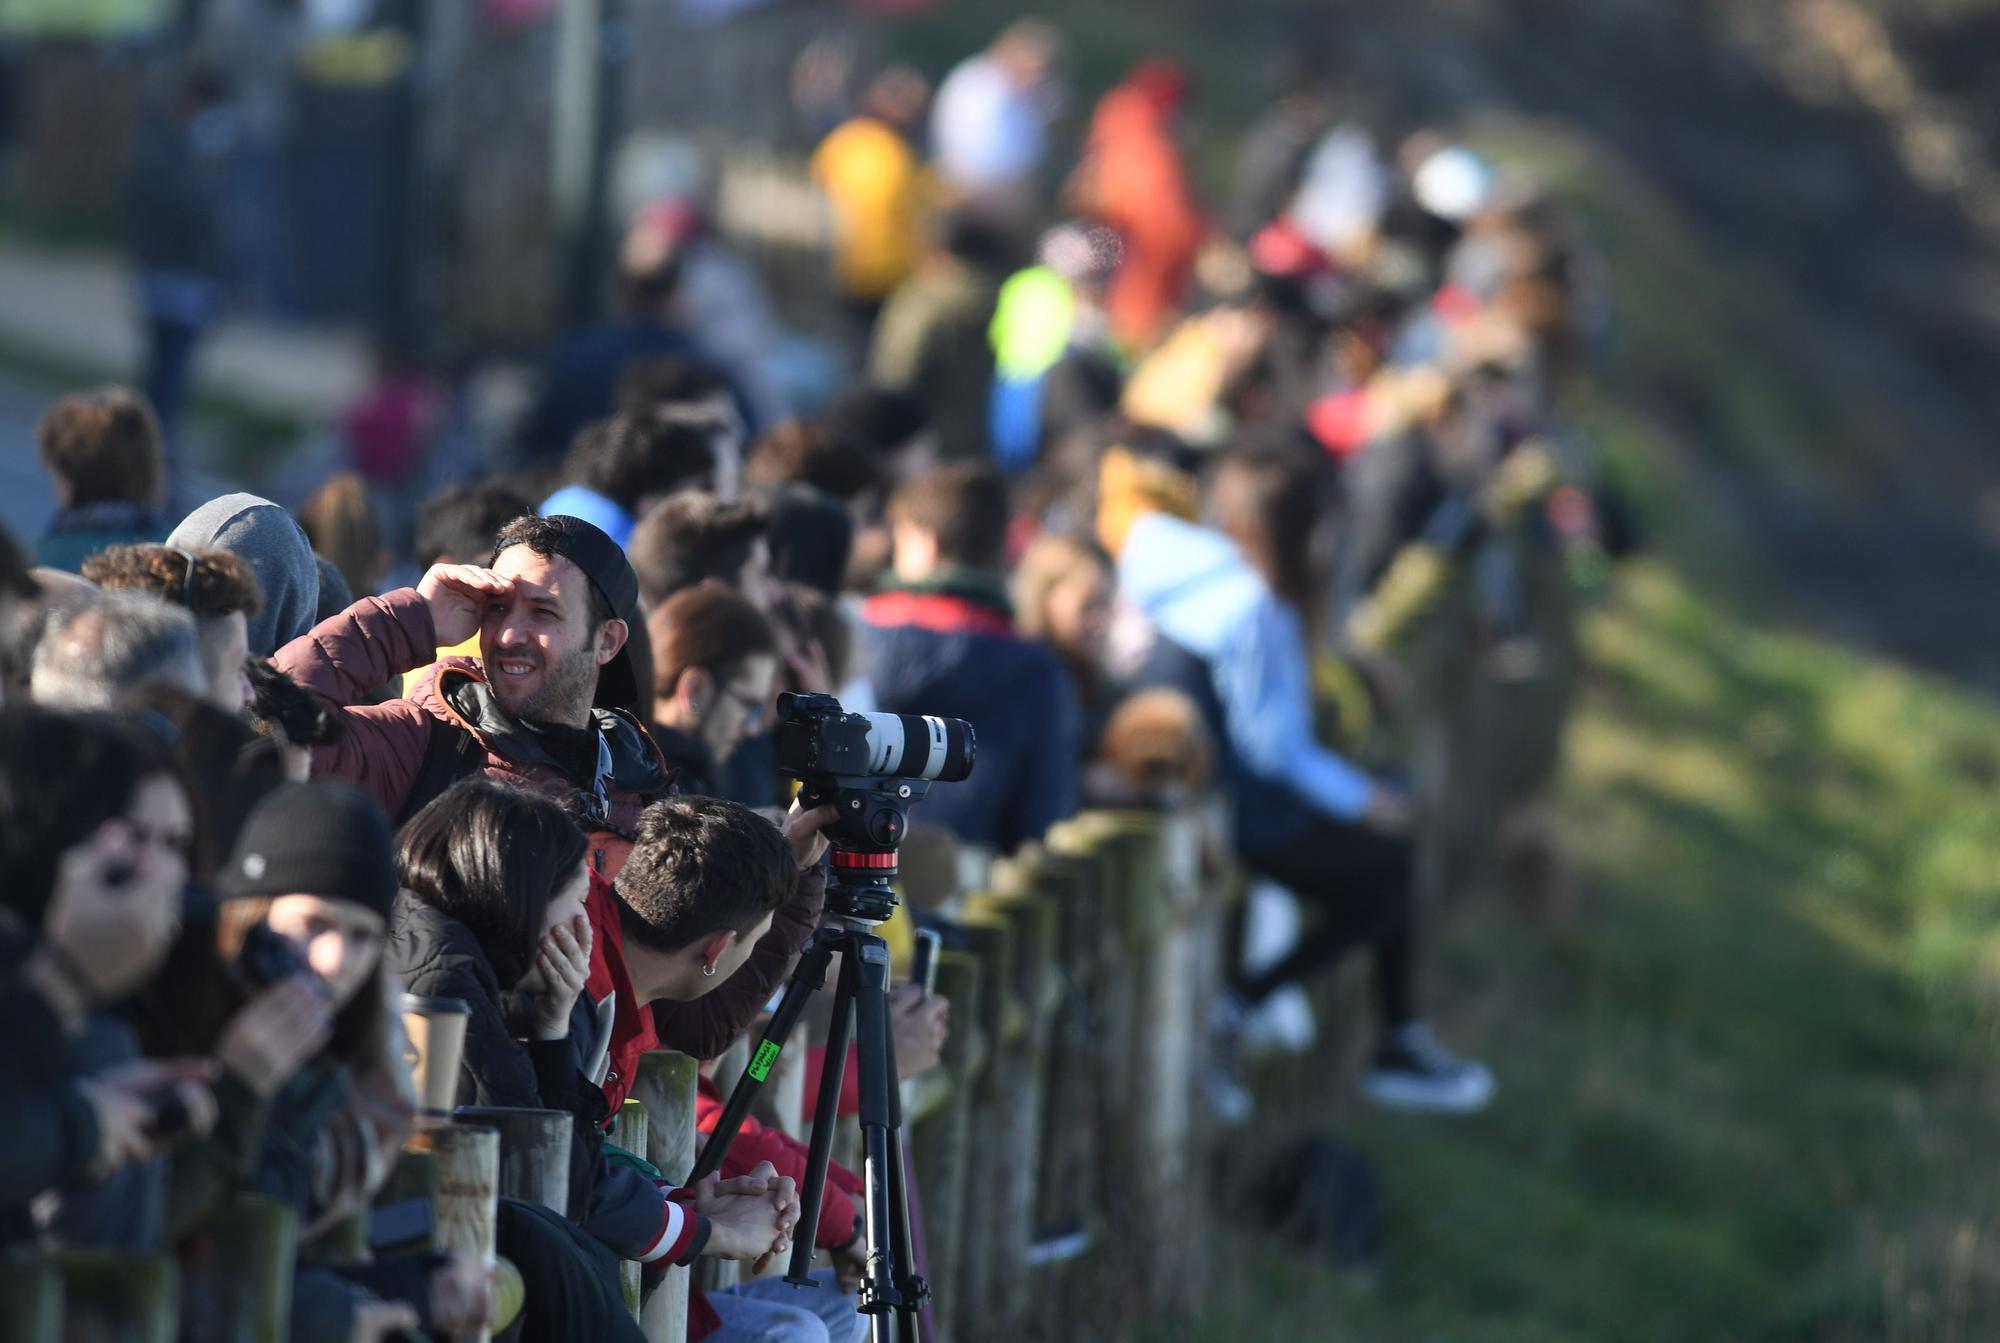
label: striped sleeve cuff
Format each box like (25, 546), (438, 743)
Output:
(634, 1197), (696, 1264)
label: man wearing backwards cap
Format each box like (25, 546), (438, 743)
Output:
(273, 513), (673, 871)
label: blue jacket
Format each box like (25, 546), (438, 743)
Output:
(1119, 512), (1376, 822)
(858, 583), (1081, 854)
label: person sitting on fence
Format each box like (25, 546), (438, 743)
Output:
(1109, 442), (1494, 1114)
(0, 707), (219, 1250)
(389, 779), (802, 1340)
(273, 512), (671, 872)
(33, 386), (172, 573)
(858, 462), (1082, 853)
(82, 543), (263, 714)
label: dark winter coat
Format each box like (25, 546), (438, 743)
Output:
(275, 588), (673, 875)
(385, 893), (703, 1265)
(857, 579), (1081, 853)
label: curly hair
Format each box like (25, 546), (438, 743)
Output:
(83, 543), (264, 622)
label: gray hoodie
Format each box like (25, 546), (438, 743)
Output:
(168, 493), (320, 655)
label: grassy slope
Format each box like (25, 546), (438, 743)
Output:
(1163, 128), (2000, 1343)
(884, 7), (2000, 1334)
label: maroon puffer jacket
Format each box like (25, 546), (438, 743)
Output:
(275, 588), (671, 872)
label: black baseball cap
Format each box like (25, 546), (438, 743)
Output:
(494, 514), (643, 711)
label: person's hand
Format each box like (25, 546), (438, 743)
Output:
(215, 977), (335, 1098)
(1363, 784), (1413, 835)
(830, 1231), (867, 1294)
(418, 564), (514, 647)
(42, 819), (183, 1003)
(348, 1299), (420, 1343)
(428, 1250), (494, 1338)
(783, 802), (840, 871)
(78, 1058), (218, 1175)
(890, 985), (949, 1081)
(76, 1075), (163, 1176)
(695, 1161), (800, 1269)
(530, 915), (593, 1041)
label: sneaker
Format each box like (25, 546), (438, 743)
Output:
(1362, 1022), (1494, 1115)
(1203, 993), (1256, 1124)
(1241, 985), (1318, 1056)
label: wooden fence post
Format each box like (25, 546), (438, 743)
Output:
(907, 948), (982, 1343)
(49, 1249), (177, 1343)
(633, 1051), (700, 1343)
(453, 1106), (574, 1217)
(407, 1122), (498, 1343)
(951, 916), (1015, 1343)
(608, 1098), (649, 1322)
(0, 1249), (61, 1343)
(178, 1195), (297, 1343)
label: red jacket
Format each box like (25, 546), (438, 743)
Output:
(582, 865), (827, 1113)
(688, 1076), (863, 1343)
(696, 1076), (864, 1251)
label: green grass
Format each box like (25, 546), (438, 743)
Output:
(1161, 557), (2000, 1342)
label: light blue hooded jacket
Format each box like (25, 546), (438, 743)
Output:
(1118, 510), (1375, 821)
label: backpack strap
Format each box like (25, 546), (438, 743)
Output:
(395, 716), (482, 827)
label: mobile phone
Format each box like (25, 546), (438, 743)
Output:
(369, 1197), (436, 1253)
(911, 928), (943, 997)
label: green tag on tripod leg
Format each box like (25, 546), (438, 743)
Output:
(749, 1039), (782, 1081)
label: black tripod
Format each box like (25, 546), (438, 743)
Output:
(691, 848), (927, 1343)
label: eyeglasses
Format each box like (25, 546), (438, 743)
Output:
(722, 683), (770, 727)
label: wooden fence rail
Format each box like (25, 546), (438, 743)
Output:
(14, 809), (1223, 1343)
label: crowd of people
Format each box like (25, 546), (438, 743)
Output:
(1, 19), (1624, 1343)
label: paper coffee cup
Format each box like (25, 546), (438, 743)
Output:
(401, 992), (471, 1118)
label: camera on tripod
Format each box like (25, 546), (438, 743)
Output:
(698, 692), (977, 1340)
(774, 692), (976, 923)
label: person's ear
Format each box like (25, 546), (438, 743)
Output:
(677, 665), (713, 717)
(698, 928), (738, 975)
(597, 617), (629, 666)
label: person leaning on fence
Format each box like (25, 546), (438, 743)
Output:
(388, 779), (798, 1342)
(272, 512), (672, 876)
(1105, 439), (1494, 1114)
(0, 707), (218, 1249)
(210, 781), (493, 1343)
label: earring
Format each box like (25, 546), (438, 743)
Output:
(702, 962), (716, 977)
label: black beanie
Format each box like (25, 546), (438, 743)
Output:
(218, 780), (398, 920)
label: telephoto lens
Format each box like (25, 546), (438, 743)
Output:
(849, 711), (976, 782)
(775, 692), (977, 783)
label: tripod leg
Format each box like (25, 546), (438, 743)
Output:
(886, 1120), (926, 1343)
(851, 939), (903, 1322)
(786, 939), (858, 1287)
(692, 927), (838, 1183)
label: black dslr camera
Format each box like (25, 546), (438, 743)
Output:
(774, 692), (975, 921)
